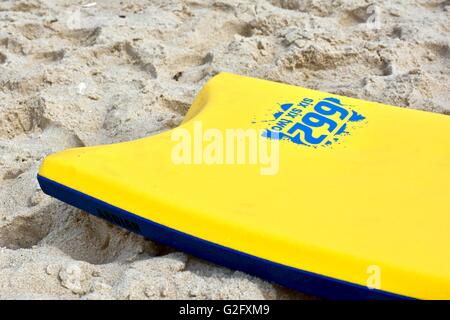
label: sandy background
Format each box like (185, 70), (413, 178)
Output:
(0, 0), (448, 299)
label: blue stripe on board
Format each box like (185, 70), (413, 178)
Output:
(37, 174), (413, 300)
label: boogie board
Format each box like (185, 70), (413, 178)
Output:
(38, 73), (450, 299)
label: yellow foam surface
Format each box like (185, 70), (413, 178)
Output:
(39, 73), (450, 299)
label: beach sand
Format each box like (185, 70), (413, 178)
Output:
(0, 0), (448, 299)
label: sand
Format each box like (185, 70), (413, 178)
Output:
(0, 0), (448, 299)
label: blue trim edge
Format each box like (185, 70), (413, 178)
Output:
(37, 174), (412, 300)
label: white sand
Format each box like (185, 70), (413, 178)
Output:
(0, 0), (448, 299)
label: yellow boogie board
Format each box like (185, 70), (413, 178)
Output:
(38, 73), (450, 299)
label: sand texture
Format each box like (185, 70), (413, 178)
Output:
(0, 0), (449, 299)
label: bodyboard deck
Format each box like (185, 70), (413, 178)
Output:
(38, 73), (450, 299)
